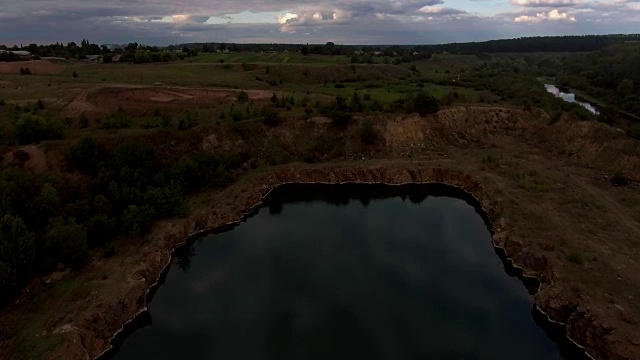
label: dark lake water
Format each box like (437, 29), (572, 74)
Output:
(110, 186), (567, 360)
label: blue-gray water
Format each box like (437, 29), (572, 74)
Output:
(544, 84), (599, 115)
(112, 194), (562, 360)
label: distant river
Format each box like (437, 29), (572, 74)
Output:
(108, 185), (579, 360)
(545, 84), (599, 115)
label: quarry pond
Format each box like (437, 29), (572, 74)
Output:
(107, 184), (575, 360)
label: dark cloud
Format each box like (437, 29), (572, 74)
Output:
(0, 0), (637, 45)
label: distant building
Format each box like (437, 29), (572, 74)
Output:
(85, 55), (101, 62)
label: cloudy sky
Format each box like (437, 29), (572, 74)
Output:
(0, 0), (638, 46)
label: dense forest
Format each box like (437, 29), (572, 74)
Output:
(423, 34), (640, 54)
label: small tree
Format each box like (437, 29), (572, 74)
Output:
(411, 92), (440, 116)
(360, 121), (378, 145)
(263, 107), (281, 127)
(616, 79), (634, 96)
(237, 90), (249, 103)
(0, 215), (35, 294)
(123, 204), (156, 236)
(45, 217), (88, 269)
(79, 112), (89, 128)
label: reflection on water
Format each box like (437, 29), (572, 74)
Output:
(545, 84), (599, 115)
(111, 189), (566, 360)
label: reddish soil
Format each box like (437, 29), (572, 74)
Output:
(63, 86), (273, 119)
(2, 145), (48, 174)
(0, 60), (64, 75)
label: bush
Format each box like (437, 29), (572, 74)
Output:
(178, 111), (199, 130)
(611, 171), (629, 186)
(0, 215), (35, 297)
(360, 121), (378, 145)
(14, 114), (65, 144)
(19, 67), (31, 75)
(143, 185), (187, 218)
(65, 135), (105, 175)
(100, 108), (133, 129)
(263, 108), (281, 127)
(482, 154), (500, 164)
(79, 112), (89, 128)
(411, 92), (440, 115)
(122, 204), (156, 236)
(45, 217), (88, 269)
(85, 214), (116, 247)
(237, 90), (249, 103)
(72, 71), (78, 78)
(519, 176), (550, 192)
(627, 125), (640, 140)
(568, 251), (584, 265)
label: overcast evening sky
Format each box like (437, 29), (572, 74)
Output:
(0, 0), (638, 46)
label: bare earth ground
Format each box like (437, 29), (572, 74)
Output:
(0, 60), (64, 75)
(1, 105), (640, 360)
(62, 86), (274, 119)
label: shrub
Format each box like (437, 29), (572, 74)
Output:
(263, 108), (281, 127)
(122, 204), (156, 236)
(334, 83), (346, 89)
(360, 121), (378, 145)
(237, 90), (249, 103)
(627, 125), (640, 140)
(15, 114), (65, 144)
(519, 176), (550, 192)
(611, 171), (629, 187)
(65, 135), (105, 175)
(411, 92), (440, 115)
(85, 214), (116, 247)
(0, 215), (35, 296)
(45, 217), (88, 269)
(100, 108), (133, 129)
(568, 251), (584, 265)
(178, 111), (199, 130)
(72, 71), (78, 78)
(482, 154), (500, 164)
(79, 112), (89, 128)
(143, 185), (187, 218)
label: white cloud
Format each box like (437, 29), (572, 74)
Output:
(514, 9), (577, 22)
(419, 6), (466, 14)
(277, 12), (298, 24)
(511, 0), (583, 7)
